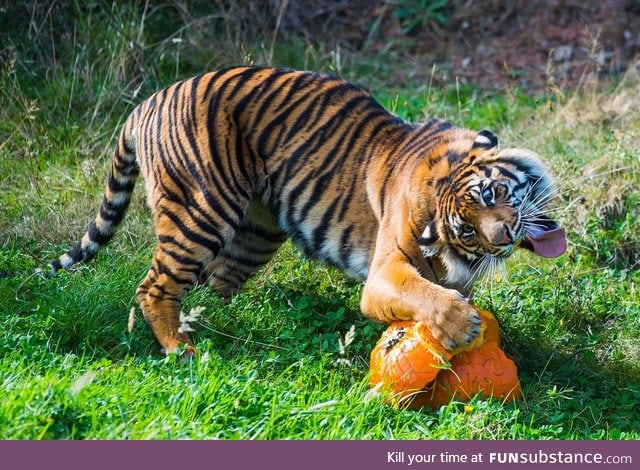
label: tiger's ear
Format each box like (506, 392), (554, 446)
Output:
(417, 220), (444, 257)
(472, 129), (499, 150)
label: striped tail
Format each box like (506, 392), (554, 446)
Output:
(50, 122), (139, 275)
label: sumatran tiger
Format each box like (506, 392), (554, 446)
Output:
(51, 66), (567, 356)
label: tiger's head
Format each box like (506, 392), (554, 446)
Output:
(417, 130), (566, 285)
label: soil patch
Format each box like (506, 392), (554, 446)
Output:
(279, 0), (640, 91)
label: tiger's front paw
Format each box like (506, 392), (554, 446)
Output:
(419, 289), (482, 351)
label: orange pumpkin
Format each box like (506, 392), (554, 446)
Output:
(369, 321), (453, 401)
(410, 308), (523, 410)
(414, 342), (523, 409)
(474, 306), (501, 346)
(369, 307), (523, 409)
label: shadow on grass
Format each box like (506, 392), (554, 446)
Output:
(504, 333), (640, 437)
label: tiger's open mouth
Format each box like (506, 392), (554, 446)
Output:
(519, 216), (567, 258)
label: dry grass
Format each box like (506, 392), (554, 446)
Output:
(498, 62), (640, 268)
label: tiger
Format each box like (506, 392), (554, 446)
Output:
(51, 66), (566, 356)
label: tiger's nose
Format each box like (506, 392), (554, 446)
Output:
(491, 224), (513, 246)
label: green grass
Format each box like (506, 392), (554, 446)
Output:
(1, 1), (639, 440)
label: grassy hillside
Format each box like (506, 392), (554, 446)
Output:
(0, 1), (638, 439)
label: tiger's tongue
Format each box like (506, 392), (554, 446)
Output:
(527, 227), (567, 258)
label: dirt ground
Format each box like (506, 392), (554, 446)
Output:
(422, 0), (640, 91)
(284, 0), (640, 92)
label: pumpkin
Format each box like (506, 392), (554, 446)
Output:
(369, 306), (523, 409)
(474, 306), (501, 346)
(413, 342), (523, 409)
(409, 307), (523, 410)
(369, 321), (453, 401)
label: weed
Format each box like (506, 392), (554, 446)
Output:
(390, 0), (452, 35)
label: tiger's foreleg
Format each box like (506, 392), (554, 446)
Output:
(360, 228), (482, 351)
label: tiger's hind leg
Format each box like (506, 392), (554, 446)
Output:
(136, 199), (245, 355)
(199, 199), (287, 299)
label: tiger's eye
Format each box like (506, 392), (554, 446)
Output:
(482, 187), (495, 206)
(461, 224), (475, 238)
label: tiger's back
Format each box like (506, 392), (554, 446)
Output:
(131, 66), (413, 280)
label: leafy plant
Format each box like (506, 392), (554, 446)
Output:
(389, 0), (452, 34)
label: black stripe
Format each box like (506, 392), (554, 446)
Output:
(50, 259), (62, 273)
(211, 272), (242, 287)
(114, 159), (139, 175)
(387, 307), (400, 321)
(158, 234), (196, 254)
(161, 246), (202, 270)
(241, 224), (287, 244)
(283, 81), (352, 144)
(226, 67), (270, 102)
(399, 120), (453, 161)
(338, 225), (354, 266)
(99, 198), (129, 224)
(378, 172), (394, 220)
(293, 120), (360, 218)
(221, 127), (251, 199)
(495, 165), (520, 181)
(153, 88), (197, 202)
(108, 176), (135, 193)
(234, 231), (286, 252)
(247, 72), (309, 132)
(282, 95), (372, 188)
(201, 67), (251, 103)
(161, 208), (222, 256)
(310, 195), (341, 254)
(222, 251), (267, 269)
(396, 241), (420, 267)
(156, 260), (195, 285)
(88, 222), (112, 245)
(360, 115), (410, 180)
(205, 89), (252, 206)
(255, 81), (339, 157)
(122, 133), (135, 155)
(161, 95), (247, 222)
(336, 178), (357, 222)
(147, 291), (180, 302)
(186, 200), (235, 238)
(452, 167), (477, 185)
(446, 150), (461, 165)
(231, 68), (288, 123)
(66, 243), (85, 263)
(426, 257), (440, 283)
(232, 122), (252, 188)
(512, 180), (529, 194)
(165, 80), (209, 187)
(156, 167), (188, 203)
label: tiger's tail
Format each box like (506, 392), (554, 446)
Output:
(50, 119), (139, 275)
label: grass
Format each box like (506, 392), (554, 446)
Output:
(1, 1), (639, 440)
